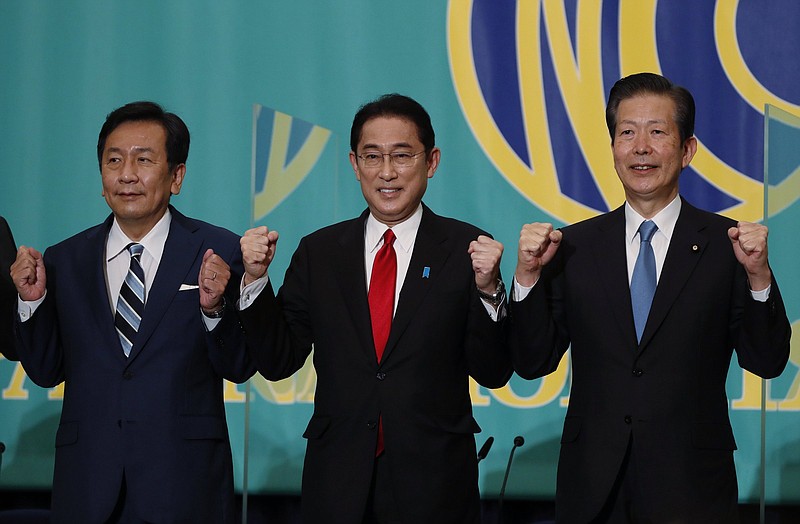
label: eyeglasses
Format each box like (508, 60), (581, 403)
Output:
(356, 151), (426, 169)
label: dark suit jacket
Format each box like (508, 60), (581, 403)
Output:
(509, 199), (790, 523)
(0, 216), (17, 360)
(15, 206), (254, 524)
(240, 204), (511, 524)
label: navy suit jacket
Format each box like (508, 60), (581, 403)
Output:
(0, 216), (17, 360)
(509, 199), (791, 523)
(240, 205), (512, 524)
(15, 207), (254, 523)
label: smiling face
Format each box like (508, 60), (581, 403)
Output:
(349, 116), (439, 226)
(101, 120), (185, 240)
(612, 93), (697, 217)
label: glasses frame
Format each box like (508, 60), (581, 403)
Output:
(356, 150), (427, 169)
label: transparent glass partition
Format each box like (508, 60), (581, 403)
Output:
(238, 105), (342, 522)
(762, 104), (800, 520)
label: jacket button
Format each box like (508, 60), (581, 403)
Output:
(367, 421), (377, 430)
(376, 372), (386, 381)
(632, 368), (643, 377)
(624, 415), (632, 424)
(123, 372), (133, 380)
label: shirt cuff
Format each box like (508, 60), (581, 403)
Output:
(480, 296), (506, 321)
(512, 277), (536, 302)
(750, 284), (770, 303)
(17, 292), (46, 322)
(238, 274), (269, 310)
(201, 313), (223, 331)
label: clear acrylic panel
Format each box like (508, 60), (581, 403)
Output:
(762, 104), (800, 520)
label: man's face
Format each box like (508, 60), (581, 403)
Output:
(101, 120), (184, 239)
(349, 116), (439, 227)
(612, 93), (696, 214)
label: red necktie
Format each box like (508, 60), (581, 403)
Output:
(368, 229), (396, 456)
(369, 229), (396, 363)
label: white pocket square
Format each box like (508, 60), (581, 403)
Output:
(179, 284), (199, 291)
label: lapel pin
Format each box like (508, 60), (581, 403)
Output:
(691, 244), (699, 252)
(422, 267), (430, 278)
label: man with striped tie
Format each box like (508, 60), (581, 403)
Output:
(10, 101), (253, 523)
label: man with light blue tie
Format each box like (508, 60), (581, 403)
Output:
(508, 73), (791, 523)
(10, 101), (253, 523)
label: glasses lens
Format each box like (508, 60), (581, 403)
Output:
(360, 151), (422, 169)
(392, 153), (414, 167)
(361, 153), (381, 168)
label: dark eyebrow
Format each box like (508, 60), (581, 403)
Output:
(105, 146), (157, 155)
(360, 142), (414, 150)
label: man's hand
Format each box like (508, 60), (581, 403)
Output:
(11, 246), (46, 302)
(468, 235), (504, 293)
(240, 226), (279, 286)
(516, 223), (562, 287)
(199, 249), (230, 314)
(728, 222), (771, 291)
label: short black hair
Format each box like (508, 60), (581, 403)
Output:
(97, 101), (190, 171)
(606, 72), (695, 144)
(350, 94), (435, 153)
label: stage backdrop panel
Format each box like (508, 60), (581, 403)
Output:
(1, 0), (798, 504)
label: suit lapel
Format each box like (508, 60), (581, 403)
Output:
(639, 200), (707, 349)
(83, 216), (128, 363)
(127, 209), (203, 362)
(332, 211), (376, 362)
(380, 206), (449, 365)
(590, 207), (638, 347)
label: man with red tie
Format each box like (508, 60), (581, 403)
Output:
(239, 93), (512, 523)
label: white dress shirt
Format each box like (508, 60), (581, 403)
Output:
(240, 205), (501, 320)
(514, 196), (769, 302)
(18, 209), (221, 330)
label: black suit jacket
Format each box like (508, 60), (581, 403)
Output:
(15, 207), (254, 523)
(509, 199), (790, 523)
(240, 204), (512, 524)
(0, 216), (17, 360)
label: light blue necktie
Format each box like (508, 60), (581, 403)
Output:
(630, 220), (658, 342)
(115, 243), (145, 356)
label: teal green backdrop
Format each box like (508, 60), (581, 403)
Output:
(1, 0), (798, 504)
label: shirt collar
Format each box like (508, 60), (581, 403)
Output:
(107, 209), (172, 262)
(365, 204), (423, 254)
(625, 196), (681, 244)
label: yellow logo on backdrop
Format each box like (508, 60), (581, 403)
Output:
(447, 0), (800, 224)
(252, 106), (331, 222)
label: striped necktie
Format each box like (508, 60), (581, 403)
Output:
(115, 243), (145, 356)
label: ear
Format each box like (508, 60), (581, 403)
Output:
(681, 137), (697, 169)
(349, 151), (361, 181)
(426, 147), (441, 179)
(170, 164), (186, 195)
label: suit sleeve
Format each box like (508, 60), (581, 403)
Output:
(203, 235), (256, 383)
(463, 280), (513, 388)
(14, 251), (66, 387)
(507, 254), (571, 380)
(0, 216), (18, 360)
(238, 238), (314, 381)
(733, 270), (791, 379)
